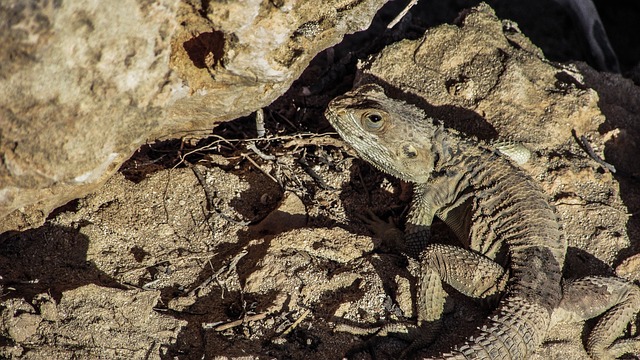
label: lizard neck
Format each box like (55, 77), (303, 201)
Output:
(430, 125), (479, 173)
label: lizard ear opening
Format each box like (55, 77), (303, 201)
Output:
(402, 144), (418, 159)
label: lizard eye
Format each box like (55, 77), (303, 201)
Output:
(362, 111), (385, 131)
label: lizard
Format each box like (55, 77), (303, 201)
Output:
(324, 83), (640, 359)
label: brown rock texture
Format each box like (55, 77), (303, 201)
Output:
(0, 0), (387, 233)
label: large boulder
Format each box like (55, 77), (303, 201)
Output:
(0, 0), (387, 233)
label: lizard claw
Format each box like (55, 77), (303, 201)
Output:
(356, 210), (406, 253)
(356, 210), (398, 239)
(337, 320), (439, 359)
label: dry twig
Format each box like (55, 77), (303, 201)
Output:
(388, 0), (419, 29)
(573, 130), (616, 173)
(282, 309), (311, 335)
(205, 312), (268, 331)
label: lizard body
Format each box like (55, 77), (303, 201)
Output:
(325, 84), (639, 359)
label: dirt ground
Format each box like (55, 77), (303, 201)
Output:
(2, 2), (640, 360)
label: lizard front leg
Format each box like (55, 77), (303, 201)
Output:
(417, 244), (507, 323)
(391, 243), (507, 358)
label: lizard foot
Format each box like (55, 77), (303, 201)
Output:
(336, 320), (441, 359)
(356, 210), (406, 253)
(607, 335), (640, 359)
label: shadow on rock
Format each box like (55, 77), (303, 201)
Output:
(579, 63), (640, 263)
(0, 224), (125, 303)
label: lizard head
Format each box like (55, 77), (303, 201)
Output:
(325, 84), (439, 183)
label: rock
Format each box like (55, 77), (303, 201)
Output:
(43, 284), (182, 359)
(358, 3), (604, 147)
(7, 313), (41, 343)
(35, 293), (58, 322)
(0, 0), (388, 233)
(249, 191), (307, 235)
(0, 298), (41, 343)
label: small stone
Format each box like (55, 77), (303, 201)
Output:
(7, 313), (42, 342)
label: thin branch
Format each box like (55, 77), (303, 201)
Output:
(388, 0), (419, 29)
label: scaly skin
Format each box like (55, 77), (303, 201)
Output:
(554, 275), (640, 359)
(325, 84), (567, 359)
